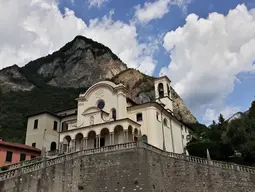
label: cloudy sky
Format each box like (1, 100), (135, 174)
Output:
(1, 0), (255, 124)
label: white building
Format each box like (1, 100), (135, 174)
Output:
(25, 76), (192, 155)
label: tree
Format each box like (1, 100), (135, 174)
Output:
(187, 122), (208, 142)
(223, 116), (255, 164)
(248, 100), (255, 119)
(218, 114), (225, 125)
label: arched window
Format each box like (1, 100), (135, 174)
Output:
(112, 109), (116, 120)
(156, 112), (159, 121)
(163, 118), (168, 126)
(136, 113), (143, 121)
(158, 83), (164, 98)
(50, 142), (57, 151)
(167, 84), (170, 97)
(97, 100), (105, 110)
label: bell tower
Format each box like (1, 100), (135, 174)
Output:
(154, 76), (173, 113)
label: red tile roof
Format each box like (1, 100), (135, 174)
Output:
(0, 140), (41, 152)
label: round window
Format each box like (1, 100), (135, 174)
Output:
(97, 100), (105, 110)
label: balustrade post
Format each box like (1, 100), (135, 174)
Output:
(234, 164), (240, 171)
(18, 166), (22, 177)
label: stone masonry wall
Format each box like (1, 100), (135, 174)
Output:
(0, 143), (254, 192)
(145, 148), (255, 192)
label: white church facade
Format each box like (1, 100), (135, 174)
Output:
(25, 76), (192, 155)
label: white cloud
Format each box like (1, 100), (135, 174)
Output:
(160, 4), (255, 122)
(135, 0), (191, 23)
(0, 0), (157, 75)
(88, 0), (108, 8)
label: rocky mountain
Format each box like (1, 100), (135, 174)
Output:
(0, 36), (127, 93)
(227, 110), (249, 122)
(0, 65), (34, 93)
(0, 35), (196, 142)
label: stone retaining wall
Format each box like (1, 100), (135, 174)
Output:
(0, 142), (254, 192)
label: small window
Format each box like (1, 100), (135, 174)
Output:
(136, 113), (143, 121)
(5, 151), (13, 162)
(182, 135), (184, 139)
(53, 121), (58, 131)
(163, 118), (168, 126)
(181, 125), (183, 131)
(158, 83), (164, 98)
(62, 122), (68, 131)
(20, 153), (26, 161)
(31, 155), (36, 159)
(112, 109), (116, 120)
(97, 100), (105, 110)
(34, 119), (38, 129)
(32, 142), (36, 147)
(156, 112), (159, 121)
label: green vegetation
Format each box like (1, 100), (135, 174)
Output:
(187, 99), (255, 165)
(0, 86), (87, 143)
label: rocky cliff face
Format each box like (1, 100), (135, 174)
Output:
(0, 35), (196, 124)
(0, 65), (34, 93)
(21, 35), (127, 88)
(112, 69), (197, 124)
(37, 36), (127, 88)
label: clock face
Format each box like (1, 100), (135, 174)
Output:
(95, 89), (104, 99)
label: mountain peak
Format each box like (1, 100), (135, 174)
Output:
(14, 35), (127, 88)
(63, 35), (122, 61)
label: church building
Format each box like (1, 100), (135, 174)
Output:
(25, 76), (192, 155)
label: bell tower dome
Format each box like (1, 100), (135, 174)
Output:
(154, 76), (173, 113)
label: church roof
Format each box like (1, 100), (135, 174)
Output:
(26, 110), (59, 118)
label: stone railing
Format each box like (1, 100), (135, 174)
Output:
(0, 142), (137, 181)
(0, 141), (254, 181)
(141, 142), (255, 174)
(0, 157), (44, 172)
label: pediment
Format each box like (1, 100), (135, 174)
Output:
(82, 107), (101, 116)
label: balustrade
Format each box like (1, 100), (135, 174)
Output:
(0, 141), (254, 181)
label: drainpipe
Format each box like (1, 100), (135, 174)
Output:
(58, 122), (60, 154)
(160, 107), (166, 151)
